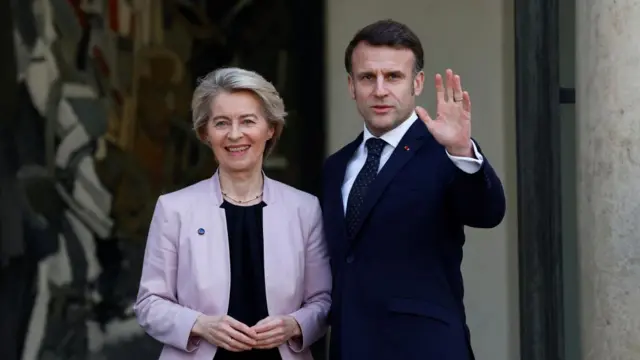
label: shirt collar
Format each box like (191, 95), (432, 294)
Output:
(362, 111), (418, 148)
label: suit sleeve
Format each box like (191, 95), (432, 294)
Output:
(133, 196), (203, 351)
(447, 139), (506, 228)
(288, 197), (332, 352)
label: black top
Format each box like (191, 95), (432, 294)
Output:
(213, 201), (282, 360)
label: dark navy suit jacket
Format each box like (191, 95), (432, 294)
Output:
(321, 119), (506, 360)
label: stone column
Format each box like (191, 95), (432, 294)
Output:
(576, 1), (640, 359)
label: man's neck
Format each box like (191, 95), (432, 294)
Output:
(365, 121), (404, 138)
(363, 110), (418, 148)
(364, 111), (417, 138)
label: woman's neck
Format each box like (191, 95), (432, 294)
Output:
(218, 166), (264, 202)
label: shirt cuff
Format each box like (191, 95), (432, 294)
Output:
(445, 140), (484, 174)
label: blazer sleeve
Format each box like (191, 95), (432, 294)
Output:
(448, 139), (506, 228)
(133, 196), (203, 352)
(287, 197), (332, 352)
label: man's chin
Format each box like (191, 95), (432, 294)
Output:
(365, 117), (400, 136)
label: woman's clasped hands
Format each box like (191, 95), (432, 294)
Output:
(191, 314), (302, 352)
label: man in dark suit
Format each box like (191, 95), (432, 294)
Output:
(321, 19), (506, 360)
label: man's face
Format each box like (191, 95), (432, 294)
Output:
(348, 42), (424, 137)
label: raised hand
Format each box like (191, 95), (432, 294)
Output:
(251, 315), (302, 349)
(416, 69), (473, 157)
(191, 314), (258, 351)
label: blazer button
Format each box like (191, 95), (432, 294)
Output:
(346, 255), (355, 264)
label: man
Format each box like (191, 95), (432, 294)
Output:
(321, 19), (506, 360)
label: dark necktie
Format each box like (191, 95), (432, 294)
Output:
(345, 137), (386, 237)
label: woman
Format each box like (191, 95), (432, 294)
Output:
(134, 67), (331, 360)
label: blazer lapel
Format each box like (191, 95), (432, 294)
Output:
(261, 176), (282, 315)
(206, 172), (232, 314)
(347, 119), (429, 241)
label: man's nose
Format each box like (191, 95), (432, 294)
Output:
(374, 76), (389, 97)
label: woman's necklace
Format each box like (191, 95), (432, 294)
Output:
(221, 190), (263, 204)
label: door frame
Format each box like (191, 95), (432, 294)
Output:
(514, 0), (566, 359)
(292, 0), (326, 196)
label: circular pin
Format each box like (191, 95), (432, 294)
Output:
(198, 228), (205, 235)
(404, 145), (410, 151)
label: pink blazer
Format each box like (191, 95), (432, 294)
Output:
(134, 172), (332, 360)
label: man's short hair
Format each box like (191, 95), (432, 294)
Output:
(344, 19), (424, 75)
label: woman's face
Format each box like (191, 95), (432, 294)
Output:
(202, 91), (274, 173)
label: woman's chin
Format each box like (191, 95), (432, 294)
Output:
(219, 158), (261, 173)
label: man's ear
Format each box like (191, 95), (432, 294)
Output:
(348, 74), (356, 100)
(413, 70), (425, 97)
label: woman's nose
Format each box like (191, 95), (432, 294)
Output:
(227, 124), (243, 140)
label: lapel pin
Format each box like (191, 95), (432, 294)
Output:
(404, 145), (410, 151)
(198, 228), (205, 235)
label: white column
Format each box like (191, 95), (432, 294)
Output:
(576, 1), (640, 359)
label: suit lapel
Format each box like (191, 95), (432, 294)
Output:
(347, 119), (429, 241)
(329, 134), (362, 243)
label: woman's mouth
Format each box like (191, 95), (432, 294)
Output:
(225, 145), (251, 156)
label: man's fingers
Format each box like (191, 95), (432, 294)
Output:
(453, 74), (464, 102)
(435, 73), (445, 103)
(462, 91), (471, 113)
(415, 106), (434, 129)
(445, 69), (454, 102)
(415, 106), (430, 121)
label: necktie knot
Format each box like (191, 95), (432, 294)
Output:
(365, 138), (386, 158)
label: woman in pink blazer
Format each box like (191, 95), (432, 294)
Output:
(134, 67), (332, 360)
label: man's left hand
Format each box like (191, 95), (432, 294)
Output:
(416, 68), (473, 157)
(251, 315), (302, 349)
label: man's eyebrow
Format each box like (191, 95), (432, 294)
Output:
(355, 70), (375, 77)
(356, 70), (405, 77)
(384, 70), (405, 77)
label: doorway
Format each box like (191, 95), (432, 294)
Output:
(515, 0), (580, 358)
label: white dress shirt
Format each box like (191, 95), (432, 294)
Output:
(341, 111), (484, 211)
